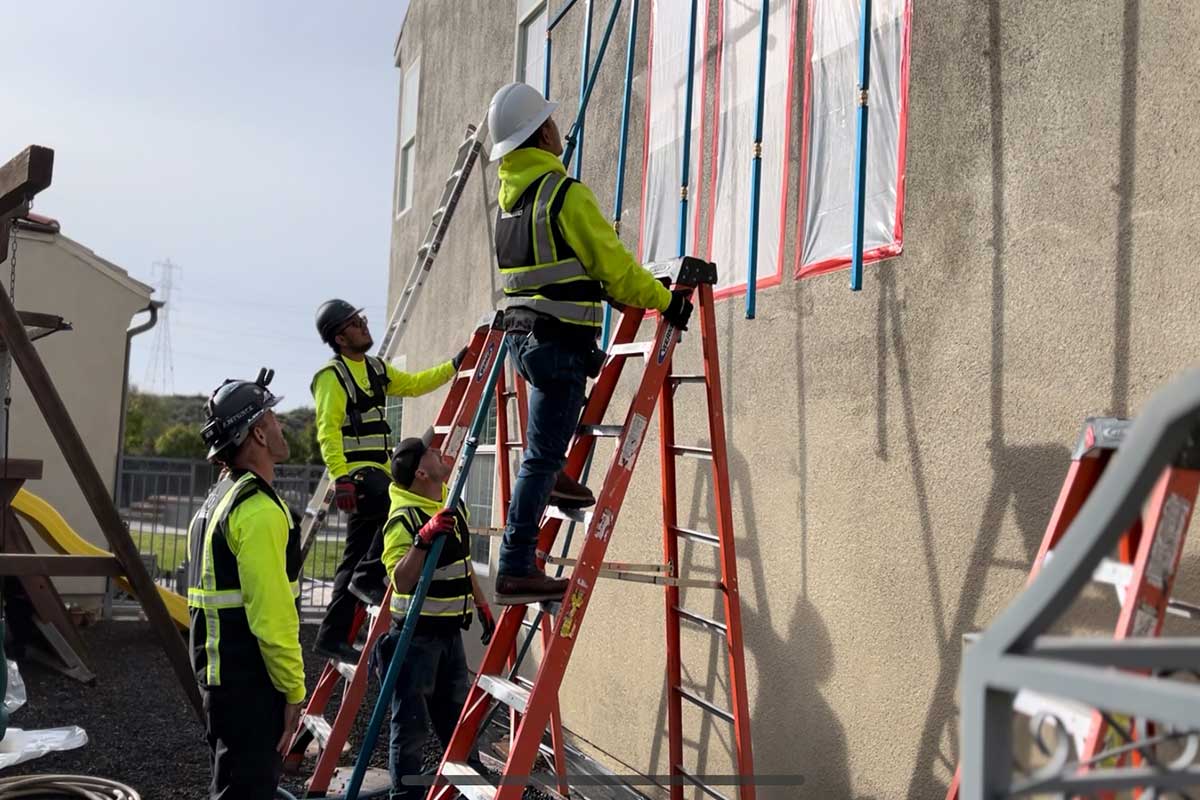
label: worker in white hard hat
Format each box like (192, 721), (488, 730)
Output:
(485, 81), (694, 604)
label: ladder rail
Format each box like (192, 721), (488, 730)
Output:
(299, 121), (486, 560)
(659, 345), (686, 800)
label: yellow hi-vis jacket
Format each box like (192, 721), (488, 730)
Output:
(312, 355), (455, 479)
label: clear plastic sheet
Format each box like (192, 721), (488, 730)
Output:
(638, 0), (707, 262)
(707, 0), (796, 293)
(0, 726), (88, 770)
(797, 0), (909, 277)
(4, 661), (25, 716)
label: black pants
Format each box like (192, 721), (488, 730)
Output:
(316, 467), (392, 647)
(202, 685), (285, 800)
(372, 625), (478, 800)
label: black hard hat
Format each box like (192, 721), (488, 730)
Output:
(200, 368), (283, 461)
(390, 427), (435, 488)
(316, 299), (363, 344)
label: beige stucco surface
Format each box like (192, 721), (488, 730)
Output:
(8, 227), (152, 599)
(390, 1), (1200, 796)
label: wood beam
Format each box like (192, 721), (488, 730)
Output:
(0, 147), (53, 264)
(0, 554), (123, 577)
(0, 147), (54, 218)
(0, 278), (203, 719)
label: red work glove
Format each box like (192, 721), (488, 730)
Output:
(475, 602), (496, 645)
(414, 509), (456, 550)
(333, 477), (357, 513)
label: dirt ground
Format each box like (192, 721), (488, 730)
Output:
(2, 620), (479, 799)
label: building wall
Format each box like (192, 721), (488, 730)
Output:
(388, 1), (1200, 797)
(8, 229), (152, 600)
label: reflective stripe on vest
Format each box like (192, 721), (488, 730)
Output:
(386, 507), (472, 621)
(187, 471), (300, 686)
(320, 356), (391, 466)
(498, 172), (603, 329)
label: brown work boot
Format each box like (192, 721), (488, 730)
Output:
(494, 571), (570, 606)
(549, 470), (595, 510)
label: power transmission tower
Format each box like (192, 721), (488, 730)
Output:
(143, 259), (178, 393)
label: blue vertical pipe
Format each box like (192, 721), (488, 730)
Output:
(560, 0), (624, 169)
(603, 0), (640, 347)
(342, 339), (508, 800)
(574, 0), (595, 178)
(744, 0), (770, 319)
(850, 0), (872, 292)
(676, 0), (700, 256)
(543, 24), (553, 97)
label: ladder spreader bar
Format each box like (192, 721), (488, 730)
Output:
(672, 445), (714, 460)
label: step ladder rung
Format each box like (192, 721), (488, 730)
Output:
(441, 762), (497, 800)
(545, 506), (592, 525)
(335, 661), (357, 681)
(366, 604), (381, 620)
(670, 374), (706, 384)
(677, 766), (731, 800)
(670, 525), (720, 546)
(445, 168), (464, 184)
(676, 687), (734, 724)
(542, 553), (667, 574)
(432, 205), (448, 218)
(578, 423), (624, 438)
(608, 341), (653, 359)
(505, 441), (525, 449)
(501, 391), (518, 399)
(478, 674), (530, 714)
(433, 425), (452, 434)
(672, 445), (714, 460)
(302, 714), (332, 750)
(676, 606), (728, 636)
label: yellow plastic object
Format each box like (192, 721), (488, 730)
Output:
(10, 488), (189, 630)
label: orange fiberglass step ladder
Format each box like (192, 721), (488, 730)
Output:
(284, 312), (507, 796)
(429, 256), (757, 800)
(946, 416), (1200, 799)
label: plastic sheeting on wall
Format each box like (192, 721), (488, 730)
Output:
(796, 0), (910, 278)
(638, 0), (708, 262)
(706, 0), (796, 295)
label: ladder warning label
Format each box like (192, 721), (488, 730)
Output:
(1146, 493), (1190, 588)
(618, 414), (648, 470)
(446, 425), (466, 460)
(593, 508), (614, 542)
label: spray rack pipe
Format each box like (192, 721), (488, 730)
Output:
(676, 0), (701, 257)
(603, 0), (640, 346)
(745, 0), (770, 319)
(850, 0), (872, 292)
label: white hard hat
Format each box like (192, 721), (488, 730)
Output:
(487, 82), (559, 161)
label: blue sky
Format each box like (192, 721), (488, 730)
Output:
(1, 0), (411, 410)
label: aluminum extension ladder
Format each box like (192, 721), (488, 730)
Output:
(298, 120), (487, 562)
(946, 416), (1200, 799)
(428, 256), (758, 800)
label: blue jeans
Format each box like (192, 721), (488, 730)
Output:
(500, 332), (589, 577)
(372, 626), (476, 800)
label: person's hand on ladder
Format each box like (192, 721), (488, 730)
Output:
(663, 290), (694, 331)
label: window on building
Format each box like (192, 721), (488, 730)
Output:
(466, 402), (499, 573)
(395, 59), (422, 217)
(516, 0), (548, 89)
(794, 0), (911, 279)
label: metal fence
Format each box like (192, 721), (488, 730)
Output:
(113, 455), (347, 619)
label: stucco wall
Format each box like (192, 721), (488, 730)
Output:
(388, 1), (1200, 796)
(8, 229), (151, 600)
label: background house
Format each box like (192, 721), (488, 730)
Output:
(386, 1), (1200, 797)
(8, 215), (154, 601)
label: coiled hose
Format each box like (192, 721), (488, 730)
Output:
(0, 774), (140, 799)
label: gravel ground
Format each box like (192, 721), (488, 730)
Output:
(5, 621), (554, 799)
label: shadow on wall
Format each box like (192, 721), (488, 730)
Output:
(899, 0), (1140, 790)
